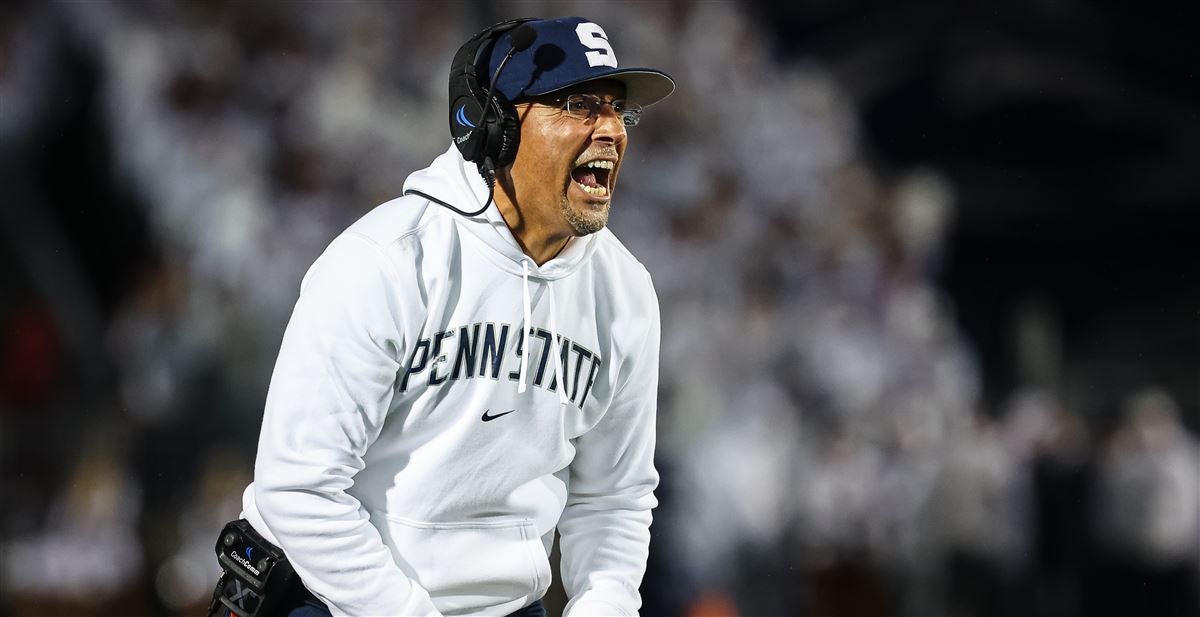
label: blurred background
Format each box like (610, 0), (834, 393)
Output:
(1, 1), (1197, 616)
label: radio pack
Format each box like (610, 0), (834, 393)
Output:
(210, 519), (299, 617)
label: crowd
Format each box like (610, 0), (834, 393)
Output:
(1, 2), (1197, 616)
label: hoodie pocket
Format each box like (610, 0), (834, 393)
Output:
(373, 512), (552, 614)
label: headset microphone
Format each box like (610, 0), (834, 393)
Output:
(509, 24), (538, 52)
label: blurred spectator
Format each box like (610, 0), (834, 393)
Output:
(3, 438), (146, 616)
(929, 410), (1027, 617)
(1090, 388), (1200, 617)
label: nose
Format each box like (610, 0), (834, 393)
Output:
(591, 106), (627, 146)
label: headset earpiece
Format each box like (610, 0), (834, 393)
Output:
(449, 94), (485, 161)
(488, 93), (521, 170)
(448, 19), (533, 175)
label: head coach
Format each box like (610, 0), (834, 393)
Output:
(215, 16), (674, 617)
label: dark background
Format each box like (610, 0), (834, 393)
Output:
(750, 1), (1200, 423)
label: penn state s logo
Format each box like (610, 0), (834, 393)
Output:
(575, 23), (618, 68)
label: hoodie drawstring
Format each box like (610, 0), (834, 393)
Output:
(518, 262), (532, 393)
(546, 281), (570, 404)
(516, 261), (571, 405)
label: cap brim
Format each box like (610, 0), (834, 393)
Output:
(526, 68), (676, 108)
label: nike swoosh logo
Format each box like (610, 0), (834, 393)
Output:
(481, 408), (516, 422)
(455, 105), (476, 128)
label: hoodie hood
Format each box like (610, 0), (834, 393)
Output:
(402, 144), (601, 281)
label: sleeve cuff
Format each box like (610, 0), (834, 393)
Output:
(564, 597), (637, 617)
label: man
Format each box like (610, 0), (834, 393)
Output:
(231, 16), (673, 617)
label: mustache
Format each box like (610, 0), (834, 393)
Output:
(573, 147), (620, 166)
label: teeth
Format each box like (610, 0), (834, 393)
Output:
(577, 182), (609, 197)
(575, 160), (613, 197)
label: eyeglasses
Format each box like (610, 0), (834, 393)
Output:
(537, 94), (643, 127)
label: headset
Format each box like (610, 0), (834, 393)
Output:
(411, 18), (537, 217)
(449, 18), (535, 176)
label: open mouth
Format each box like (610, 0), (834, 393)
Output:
(570, 159), (615, 198)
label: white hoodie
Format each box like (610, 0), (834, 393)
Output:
(241, 145), (660, 617)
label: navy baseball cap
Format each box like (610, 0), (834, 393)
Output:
(487, 17), (675, 108)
